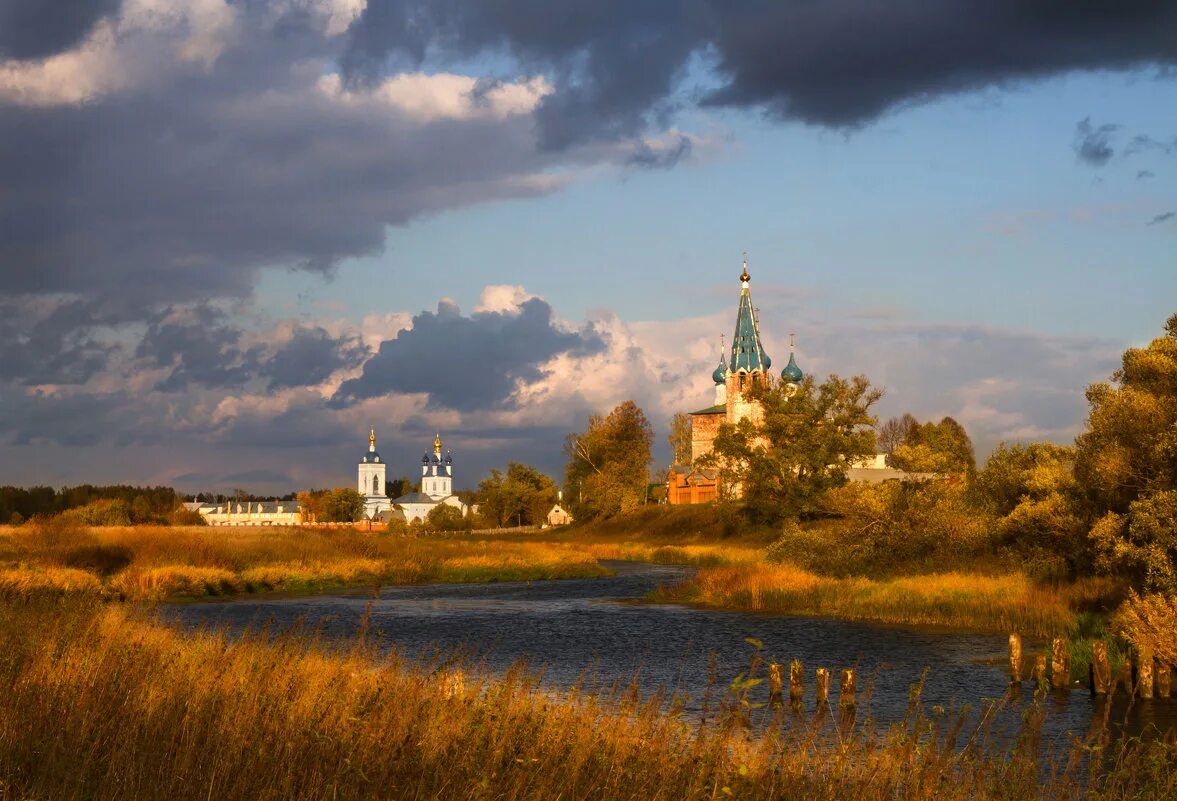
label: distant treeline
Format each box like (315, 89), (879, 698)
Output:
(0, 485), (184, 525)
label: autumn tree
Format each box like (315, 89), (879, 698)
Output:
(297, 488), (365, 522)
(425, 503), (469, 532)
(563, 400), (654, 519)
(476, 463), (559, 527)
(700, 374), (881, 522)
(890, 416), (976, 476)
(668, 412), (692, 465)
(876, 413), (919, 454)
(974, 441), (1086, 577)
(1077, 313), (1177, 591)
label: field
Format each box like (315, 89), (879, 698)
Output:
(1, 598), (1173, 801)
(0, 522), (609, 601)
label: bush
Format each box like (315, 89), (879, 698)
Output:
(425, 504), (470, 532)
(766, 481), (993, 577)
(385, 515), (409, 536)
(7, 512), (22, 526)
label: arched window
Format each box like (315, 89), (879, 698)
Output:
(373, 475), (379, 494)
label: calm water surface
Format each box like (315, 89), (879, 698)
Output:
(165, 562), (1174, 743)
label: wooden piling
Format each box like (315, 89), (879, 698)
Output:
(1117, 661), (1133, 696)
(1092, 642), (1111, 695)
(1138, 647), (1155, 699)
(1157, 662), (1171, 698)
(1033, 654), (1047, 692)
(1051, 637), (1069, 690)
(840, 669), (856, 709)
(789, 660), (804, 706)
(816, 668), (830, 706)
(1008, 633), (1022, 683)
(768, 663), (784, 708)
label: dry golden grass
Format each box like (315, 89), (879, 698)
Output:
(0, 566), (103, 598)
(651, 564), (1115, 637)
(1, 599), (1171, 801)
(0, 524), (610, 602)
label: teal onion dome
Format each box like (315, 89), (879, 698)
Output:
(763, 354), (772, 369)
(712, 359), (728, 384)
(782, 352), (803, 383)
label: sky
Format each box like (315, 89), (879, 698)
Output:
(0, 0), (1175, 494)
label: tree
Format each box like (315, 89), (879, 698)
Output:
(385, 476), (414, 499)
(1076, 313), (1177, 591)
(700, 374), (881, 522)
(563, 400), (654, 519)
(877, 413), (919, 454)
(425, 503), (469, 532)
(668, 412), (692, 465)
(890, 417), (976, 475)
(476, 463), (558, 527)
(974, 442), (1085, 578)
(297, 488), (365, 522)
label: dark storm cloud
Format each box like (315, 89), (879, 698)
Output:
(1138, 170), (1156, 179)
(343, 0), (702, 149)
(627, 135), (692, 169)
(1148, 211), (1176, 225)
(135, 307), (370, 392)
(0, 0), (119, 59)
(1073, 118), (1120, 166)
(335, 297), (604, 411)
(0, 6), (578, 319)
(136, 307), (259, 391)
(263, 326), (368, 390)
(346, 0), (1177, 138)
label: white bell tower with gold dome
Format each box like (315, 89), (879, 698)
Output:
(358, 429), (390, 517)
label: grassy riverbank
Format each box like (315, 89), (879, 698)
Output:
(0, 522), (608, 601)
(1, 599), (1172, 801)
(649, 564), (1119, 638)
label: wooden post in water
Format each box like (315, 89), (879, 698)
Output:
(1008, 633), (1022, 683)
(1157, 662), (1172, 699)
(840, 669), (856, 709)
(768, 662), (784, 708)
(1051, 637), (1069, 690)
(816, 668), (830, 706)
(1138, 647), (1155, 699)
(1092, 642), (1111, 695)
(789, 660), (804, 707)
(1033, 654), (1048, 693)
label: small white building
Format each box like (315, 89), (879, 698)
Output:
(391, 433), (468, 524)
(191, 500), (302, 526)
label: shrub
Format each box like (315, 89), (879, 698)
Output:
(425, 503), (470, 532)
(8, 511), (23, 526)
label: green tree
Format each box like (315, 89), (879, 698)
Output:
(1076, 313), (1177, 591)
(563, 400), (654, 519)
(876, 413), (919, 454)
(425, 503), (469, 532)
(298, 488), (365, 522)
(890, 417), (976, 476)
(477, 463), (558, 527)
(668, 412), (692, 465)
(700, 374), (881, 522)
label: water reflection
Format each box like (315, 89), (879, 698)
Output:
(164, 561), (1175, 742)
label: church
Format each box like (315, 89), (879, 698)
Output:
(358, 430), (468, 523)
(667, 257), (804, 504)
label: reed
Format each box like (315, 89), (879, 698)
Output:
(650, 564), (1114, 637)
(1, 600), (1172, 801)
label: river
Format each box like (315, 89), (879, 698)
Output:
(165, 561), (1174, 743)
